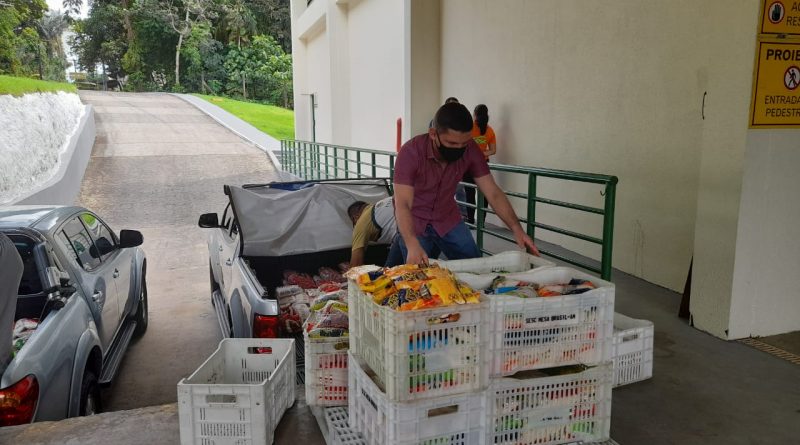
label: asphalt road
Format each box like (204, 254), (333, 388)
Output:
(76, 91), (278, 411)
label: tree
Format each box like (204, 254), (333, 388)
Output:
(160, 0), (215, 87)
(246, 0), (289, 53)
(222, 0), (255, 49)
(223, 34), (290, 104)
(36, 11), (70, 80)
(68, 1), (127, 84)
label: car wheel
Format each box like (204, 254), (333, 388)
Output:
(79, 370), (101, 416)
(133, 267), (148, 338)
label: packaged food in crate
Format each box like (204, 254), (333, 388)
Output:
(481, 267), (614, 376)
(487, 363), (612, 445)
(305, 333), (350, 406)
(612, 313), (654, 387)
(348, 265), (488, 402)
(177, 338), (295, 445)
(351, 288), (488, 401)
(348, 352), (486, 445)
(433, 250), (554, 288)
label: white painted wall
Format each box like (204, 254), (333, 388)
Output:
(688, 3), (758, 339)
(408, 0), (441, 137)
(346, 0), (406, 149)
(439, 1), (758, 310)
(728, 132), (800, 338)
(290, 0), (796, 338)
(304, 26), (333, 143)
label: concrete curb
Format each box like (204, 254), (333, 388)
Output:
(171, 94), (283, 169)
(15, 105), (96, 206)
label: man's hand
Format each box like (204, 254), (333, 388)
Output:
(513, 229), (540, 257)
(405, 241), (429, 265)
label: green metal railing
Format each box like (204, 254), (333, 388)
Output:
(280, 139), (618, 280)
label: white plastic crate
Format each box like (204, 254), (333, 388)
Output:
(325, 407), (367, 445)
(612, 313), (654, 387)
(348, 352), (487, 445)
(349, 282), (488, 402)
(177, 338), (296, 445)
(305, 334), (350, 406)
(433, 250), (554, 274)
(486, 363), (613, 445)
(485, 267), (615, 376)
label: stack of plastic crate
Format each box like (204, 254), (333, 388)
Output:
(347, 258), (504, 444)
(177, 338), (296, 445)
(480, 266), (615, 445)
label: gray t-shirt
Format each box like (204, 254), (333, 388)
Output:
(0, 233), (23, 370)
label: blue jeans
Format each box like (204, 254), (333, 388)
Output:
(384, 233), (406, 267)
(397, 222), (480, 262)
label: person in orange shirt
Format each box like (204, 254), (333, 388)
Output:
(472, 104), (496, 158)
(461, 104), (497, 224)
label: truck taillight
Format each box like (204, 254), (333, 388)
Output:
(0, 375), (39, 426)
(253, 314), (279, 338)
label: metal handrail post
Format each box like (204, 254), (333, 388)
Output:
(601, 179), (618, 280)
(476, 191), (486, 252)
(527, 174), (537, 240)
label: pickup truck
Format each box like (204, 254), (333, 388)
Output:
(0, 205), (147, 426)
(199, 179), (391, 339)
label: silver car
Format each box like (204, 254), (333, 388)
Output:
(0, 205), (147, 426)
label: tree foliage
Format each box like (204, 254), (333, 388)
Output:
(0, 0), (68, 81)
(63, 0), (292, 106)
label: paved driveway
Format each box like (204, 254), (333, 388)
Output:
(77, 91), (278, 410)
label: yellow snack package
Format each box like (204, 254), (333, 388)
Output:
(422, 277), (465, 306)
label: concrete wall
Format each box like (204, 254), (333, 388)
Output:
(408, 0), (441, 138)
(291, 0), (407, 150)
(439, 1), (758, 313)
(728, 132), (800, 338)
(346, 0), (405, 149)
(290, 0), (795, 338)
(16, 105), (96, 206)
(688, 3), (759, 339)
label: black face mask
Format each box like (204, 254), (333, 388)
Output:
(436, 135), (466, 163)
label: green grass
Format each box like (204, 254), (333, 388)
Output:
(0, 75), (77, 96)
(195, 94), (295, 141)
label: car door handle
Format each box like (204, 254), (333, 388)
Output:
(92, 290), (104, 303)
(219, 246), (224, 252)
(113, 269), (120, 278)
(225, 258), (232, 266)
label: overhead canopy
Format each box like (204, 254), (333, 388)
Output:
(228, 179), (391, 257)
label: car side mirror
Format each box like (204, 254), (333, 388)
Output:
(198, 213), (220, 228)
(119, 230), (144, 248)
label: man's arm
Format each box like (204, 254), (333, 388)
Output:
(350, 247), (365, 267)
(393, 184), (427, 264)
(474, 174), (540, 256)
(350, 210), (375, 267)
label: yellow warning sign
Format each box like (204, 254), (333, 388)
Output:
(761, 1), (800, 35)
(750, 40), (800, 127)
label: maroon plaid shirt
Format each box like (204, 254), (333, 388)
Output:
(393, 134), (490, 236)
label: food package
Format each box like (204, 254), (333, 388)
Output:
(12, 318), (39, 355)
(283, 270), (317, 289)
(355, 264), (480, 311)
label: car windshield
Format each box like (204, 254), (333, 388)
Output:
(6, 234), (43, 296)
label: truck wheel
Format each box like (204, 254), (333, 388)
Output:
(133, 268), (148, 338)
(79, 370), (101, 416)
